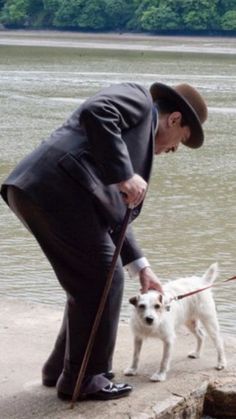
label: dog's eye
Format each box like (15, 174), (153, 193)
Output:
(138, 304), (146, 310)
(154, 304), (160, 309)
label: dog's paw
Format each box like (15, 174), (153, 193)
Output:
(124, 367), (137, 376)
(150, 372), (166, 382)
(188, 351), (200, 359)
(216, 360), (227, 370)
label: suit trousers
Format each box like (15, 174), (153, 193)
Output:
(6, 185), (124, 394)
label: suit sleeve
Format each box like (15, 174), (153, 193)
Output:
(79, 83), (152, 185)
(110, 224), (144, 266)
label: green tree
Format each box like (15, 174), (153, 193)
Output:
(221, 10), (236, 30)
(43, 0), (60, 13)
(27, 0), (44, 26)
(1, 0), (29, 26)
(1, 0), (236, 33)
(127, 0), (160, 30)
(218, 0), (236, 14)
(76, 0), (106, 30)
(0, 0), (6, 10)
(104, 0), (135, 30)
(53, 0), (134, 31)
(42, 0), (61, 25)
(53, 0), (86, 28)
(28, 0), (43, 15)
(141, 3), (181, 31)
(181, 0), (219, 30)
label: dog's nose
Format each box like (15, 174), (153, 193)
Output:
(145, 316), (154, 325)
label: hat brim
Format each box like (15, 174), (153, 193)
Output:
(150, 82), (204, 149)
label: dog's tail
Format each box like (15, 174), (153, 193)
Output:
(202, 262), (219, 284)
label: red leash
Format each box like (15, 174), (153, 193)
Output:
(170, 274), (236, 303)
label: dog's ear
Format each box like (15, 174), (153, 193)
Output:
(203, 262), (219, 284)
(129, 296), (138, 306)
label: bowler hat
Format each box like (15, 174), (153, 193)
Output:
(150, 82), (208, 149)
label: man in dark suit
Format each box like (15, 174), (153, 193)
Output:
(0, 82), (207, 401)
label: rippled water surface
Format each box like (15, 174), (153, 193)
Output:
(0, 32), (236, 334)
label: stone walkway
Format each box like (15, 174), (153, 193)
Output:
(1, 298), (236, 418)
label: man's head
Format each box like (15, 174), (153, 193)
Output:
(150, 83), (208, 154)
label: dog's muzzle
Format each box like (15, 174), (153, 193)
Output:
(145, 316), (154, 325)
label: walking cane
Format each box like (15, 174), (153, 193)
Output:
(70, 205), (133, 408)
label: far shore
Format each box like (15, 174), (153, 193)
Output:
(0, 29), (235, 54)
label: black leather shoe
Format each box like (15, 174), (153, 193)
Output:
(87, 383), (132, 400)
(58, 383), (132, 401)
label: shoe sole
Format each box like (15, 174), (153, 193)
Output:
(86, 391), (131, 401)
(58, 390), (132, 402)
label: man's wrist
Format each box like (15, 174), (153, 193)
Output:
(140, 265), (152, 273)
(124, 257), (150, 278)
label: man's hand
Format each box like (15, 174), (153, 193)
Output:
(118, 174), (147, 207)
(139, 266), (163, 294)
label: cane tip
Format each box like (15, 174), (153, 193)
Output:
(69, 401), (75, 409)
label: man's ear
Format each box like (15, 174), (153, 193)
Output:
(158, 294), (163, 304)
(129, 296), (138, 306)
(168, 111), (182, 127)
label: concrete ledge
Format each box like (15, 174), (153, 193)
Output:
(1, 298), (236, 418)
(204, 379), (236, 418)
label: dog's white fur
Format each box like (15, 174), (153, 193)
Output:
(124, 263), (226, 382)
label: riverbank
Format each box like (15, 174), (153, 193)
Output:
(1, 297), (236, 418)
(0, 30), (235, 54)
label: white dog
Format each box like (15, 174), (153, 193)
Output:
(124, 263), (226, 382)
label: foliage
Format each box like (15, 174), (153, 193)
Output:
(141, 4), (181, 31)
(181, 0), (219, 30)
(0, 0), (235, 32)
(221, 10), (236, 30)
(103, 0), (135, 30)
(51, 0), (135, 31)
(52, 0), (86, 28)
(42, 0), (61, 25)
(0, 0), (5, 9)
(218, 0), (236, 14)
(1, 0), (30, 26)
(127, 0), (160, 30)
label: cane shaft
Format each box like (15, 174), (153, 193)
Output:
(70, 207), (132, 408)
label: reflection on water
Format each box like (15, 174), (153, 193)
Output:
(0, 35), (236, 335)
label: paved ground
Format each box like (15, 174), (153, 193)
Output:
(1, 298), (236, 419)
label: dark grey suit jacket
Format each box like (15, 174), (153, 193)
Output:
(1, 83), (156, 266)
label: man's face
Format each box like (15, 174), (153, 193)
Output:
(155, 112), (191, 155)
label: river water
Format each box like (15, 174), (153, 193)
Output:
(0, 32), (236, 335)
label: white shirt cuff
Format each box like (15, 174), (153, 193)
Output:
(124, 257), (150, 278)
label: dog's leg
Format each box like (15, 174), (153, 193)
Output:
(187, 319), (205, 359)
(150, 339), (172, 382)
(124, 336), (143, 376)
(200, 311), (227, 370)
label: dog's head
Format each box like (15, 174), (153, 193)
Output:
(129, 291), (166, 327)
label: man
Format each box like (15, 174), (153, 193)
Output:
(0, 82), (207, 401)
